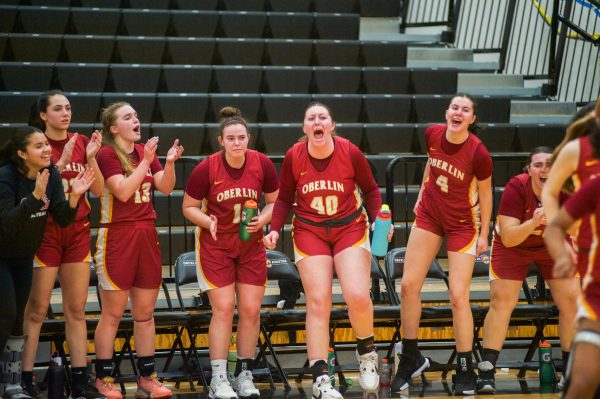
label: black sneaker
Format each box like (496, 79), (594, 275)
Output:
(390, 352), (430, 392)
(21, 383), (42, 399)
(70, 382), (107, 399)
(453, 369), (477, 396)
(476, 361), (496, 394)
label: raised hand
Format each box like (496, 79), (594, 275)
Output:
(71, 168), (95, 197)
(86, 130), (103, 159)
(57, 133), (78, 170)
(33, 169), (50, 200)
(166, 139), (184, 162)
(144, 136), (159, 163)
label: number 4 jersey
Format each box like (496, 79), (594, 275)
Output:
(96, 144), (163, 224)
(420, 124), (492, 224)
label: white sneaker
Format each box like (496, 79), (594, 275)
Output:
(232, 370), (259, 398)
(312, 375), (343, 399)
(209, 374), (238, 399)
(357, 350), (380, 392)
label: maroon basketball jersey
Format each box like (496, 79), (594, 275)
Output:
(97, 144), (162, 224)
(421, 124), (489, 220)
(200, 150), (265, 234)
(47, 132), (90, 221)
(291, 136), (365, 224)
(494, 173), (546, 249)
(572, 135), (600, 249)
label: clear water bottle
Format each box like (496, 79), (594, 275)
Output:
(371, 204), (392, 256)
(379, 358), (392, 386)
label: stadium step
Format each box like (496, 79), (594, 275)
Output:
(359, 17), (442, 43)
(457, 73), (542, 96)
(510, 100), (576, 124)
(406, 47), (499, 70)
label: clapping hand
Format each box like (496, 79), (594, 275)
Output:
(166, 139), (184, 162)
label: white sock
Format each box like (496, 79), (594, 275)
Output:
(210, 359), (228, 379)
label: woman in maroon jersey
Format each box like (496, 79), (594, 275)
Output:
(476, 147), (580, 394)
(263, 102), (386, 399)
(542, 99), (600, 277)
(390, 94), (493, 396)
(182, 107), (278, 399)
(93, 102), (183, 399)
(22, 91), (105, 399)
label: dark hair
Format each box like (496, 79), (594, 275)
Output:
(218, 106), (248, 136)
(451, 93), (481, 135)
(0, 126), (45, 175)
(528, 146), (553, 164)
(28, 90), (66, 132)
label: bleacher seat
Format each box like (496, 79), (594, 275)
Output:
(154, 191), (185, 227)
(70, 8), (121, 36)
(64, 35), (115, 63)
(411, 68), (458, 95)
(365, 124), (415, 154)
(177, 0), (218, 10)
(260, 124), (302, 154)
(359, 0), (400, 17)
(313, 67), (361, 94)
(121, 9), (171, 37)
(363, 95), (412, 123)
(212, 65), (263, 93)
(224, 0), (266, 11)
(314, 0), (358, 13)
(116, 37), (166, 64)
(312, 94), (362, 123)
(208, 93), (262, 123)
(215, 38), (265, 65)
(1, 62), (54, 92)
(267, 0), (311, 12)
(80, 0), (121, 7)
(151, 123), (207, 156)
(262, 94), (311, 123)
(265, 39), (313, 66)
(170, 10), (219, 37)
(109, 64), (162, 93)
(313, 14), (359, 40)
(517, 123), (565, 151)
(0, 92), (39, 123)
(314, 40), (360, 66)
(361, 42), (407, 67)
(219, 11), (267, 38)
(363, 67), (411, 94)
(263, 66), (312, 93)
(0, 7), (17, 32)
(102, 93), (155, 124)
(18, 6), (70, 35)
(9, 34), (62, 62)
(166, 37), (216, 64)
(478, 123), (518, 152)
(161, 65), (212, 93)
(335, 123), (363, 148)
(55, 63), (108, 93)
(0, 123), (24, 143)
(267, 12), (314, 39)
(156, 93), (209, 123)
(129, 0), (171, 9)
(63, 92), (102, 124)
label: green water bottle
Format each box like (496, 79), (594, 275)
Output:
(227, 336), (237, 379)
(327, 347), (336, 387)
(538, 340), (556, 384)
(239, 200), (258, 241)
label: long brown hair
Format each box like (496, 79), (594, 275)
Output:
(100, 102), (135, 176)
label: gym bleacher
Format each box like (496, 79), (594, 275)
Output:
(1, 0), (599, 397)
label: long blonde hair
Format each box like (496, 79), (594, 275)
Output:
(100, 102), (135, 176)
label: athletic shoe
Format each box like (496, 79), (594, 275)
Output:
(390, 352), (430, 392)
(356, 350), (379, 392)
(93, 377), (122, 399)
(135, 373), (172, 399)
(209, 374), (237, 399)
(312, 375), (342, 399)
(21, 383), (42, 399)
(453, 369), (477, 396)
(70, 382), (107, 399)
(232, 370), (259, 398)
(476, 361), (496, 394)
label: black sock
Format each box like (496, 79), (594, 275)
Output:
(234, 358), (254, 377)
(482, 348), (500, 367)
(95, 359), (114, 380)
(402, 339), (418, 356)
(21, 371), (33, 387)
(71, 367), (88, 387)
(137, 356), (155, 377)
(457, 351), (473, 372)
(311, 360), (328, 382)
(357, 336), (376, 355)
(562, 351), (570, 370)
